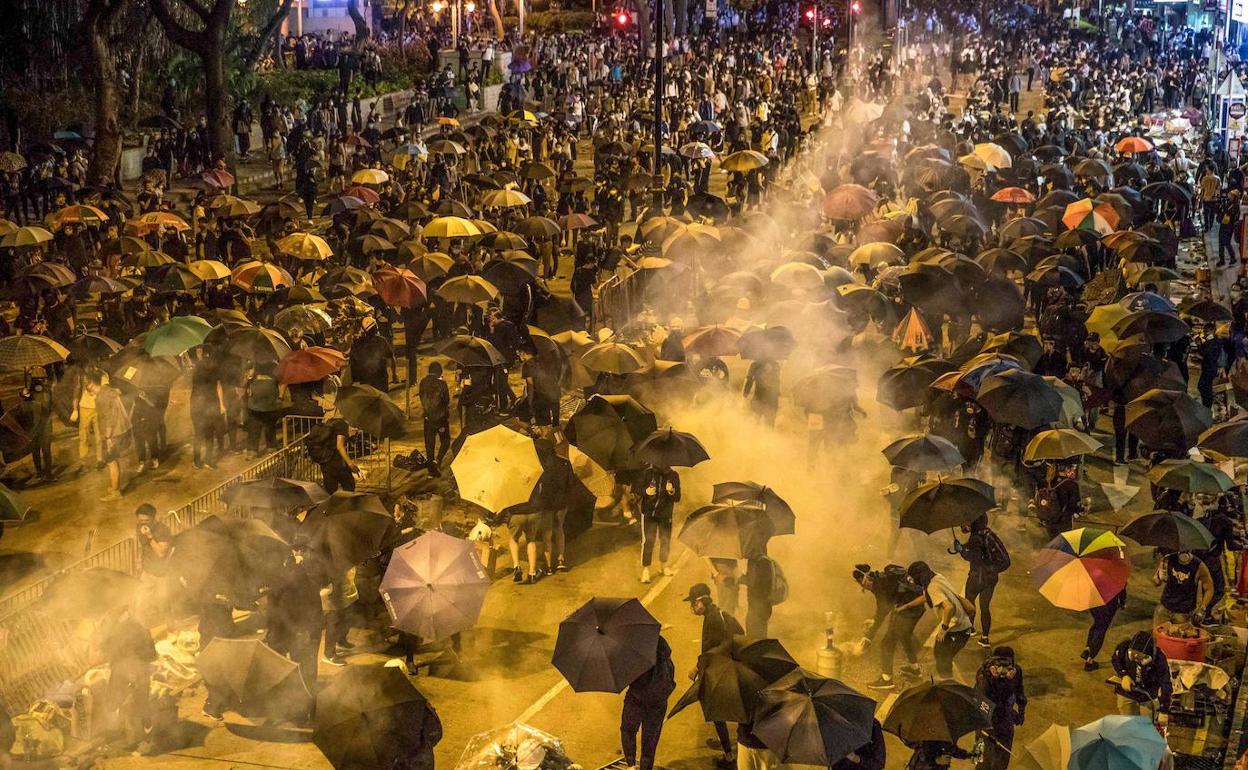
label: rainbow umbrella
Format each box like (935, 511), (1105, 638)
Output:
(1062, 199), (1119, 235)
(1032, 528), (1129, 611)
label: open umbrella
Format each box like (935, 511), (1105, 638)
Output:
(0, 483), (29, 522)
(1024, 429), (1103, 461)
(336, 384), (406, 438)
(877, 358), (957, 410)
(678, 500), (774, 559)
(380, 530), (490, 640)
(108, 348), (182, 392)
(451, 424), (543, 512)
(1148, 458), (1235, 494)
(437, 275), (500, 305)
(683, 325), (742, 357)
(880, 680), (993, 744)
(1033, 528), (1129, 610)
(898, 477), (996, 533)
(169, 516), (288, 602)
(197, 638), (308, 716)
(823, 184), (878, 220)
(739, 326), (797, 361)
(1070, 716), (1166, 770)
(1120, 510), (1214, 551)
(1125, 388), (1211, 452)
(752, 669), (877, 767)
(582, 342), (647, 374)
(882, 434), (965, 471)
(669, 636), (799, 721)
(314, 666), (439, 770)
(976, 369), (1063, 429)
(1113, 311), (1189, 345)
(144, 316), (212, 357)
(277, 346), (346, 385)
(222, 477), (327, 510)
(635, 427), (709, 468)
(373, 267), (427, 308)
(1198, 418), (1248, 459)
(439, 335), (505, 368)
(1019, 724), (1073, 770)
(711, 481), (796, 536)
(305, 492), (398, 572)
(553, 597), (660, 693)
(565, 394), (657, 470)
(0, 335), (70, 370)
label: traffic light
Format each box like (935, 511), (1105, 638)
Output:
(849, 0), (861, 12)
(615, 9), (631, 25)
(804, 6), (816, 20)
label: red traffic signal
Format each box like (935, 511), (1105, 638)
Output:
(615, 10), (630, 24)
(804, 7), (816, 20)
(849, 0), (861, 12)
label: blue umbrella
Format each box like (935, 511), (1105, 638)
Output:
(509, 59), (532, 73)
(1070, 715), (1165, 770)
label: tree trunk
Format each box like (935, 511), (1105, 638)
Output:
(674, 0), (687, 36)
(488, 0), (504, 39)
(347, 0), (370, 50)
(86, 0), (126, 186)
(127, 29), (147, 127)
(396, 0), (412, 61)
(203, 42), (231, 162)
(663, 0), (674, 38)
(635, 0), (651, 52)
(244, 0), (294, 70)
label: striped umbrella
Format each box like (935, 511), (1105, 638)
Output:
(1062, 199), (1119, 235)
(1032, 528), (1129, 610)
(232, 261), (293, 293)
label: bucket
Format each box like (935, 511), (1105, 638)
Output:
(1154, 627), (1208, 663)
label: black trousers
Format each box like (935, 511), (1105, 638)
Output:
(713, 720), (732, 753)
(30, 432), (52, 475)
(1111, 403), (1138, 463)
(1085, 601), (1120, 659)
(879, 609), (922, 675)
(621, 695), (665, 770)
(965, 572), (999, 637)
(934, 629), (971, 678)
(424, 418), (451, 465)
(320, 459), (356, 494)
(979, 721), (1015, 770)
(640, 515), (671, 567)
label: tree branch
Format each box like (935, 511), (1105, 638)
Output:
(149, 0), (206, 52)
(243, 0), (293, 69)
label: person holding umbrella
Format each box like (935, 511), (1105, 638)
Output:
(904, 561), (974, 680)
(684, 582), (744, 765)
(973, 647), (1026, 770)
(632, 464), (681, 584)
(1083, 587), (1127, 672)
(621, 633), (676, 770)
(952, 516), (1011, 649)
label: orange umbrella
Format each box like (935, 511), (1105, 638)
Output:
(1062, 199), (1119, 235)
(232, 261), (293, 293)
(1114, 137), (1154, 155)
(372, 267), (427, 308)
(277, 346), (347, 385)
(893, 308), (933, 354)
(991, 187), (1036, 204)
(126, 211), (190, 234)
(48, 204), (109, 228)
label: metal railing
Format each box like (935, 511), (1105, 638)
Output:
(280, 415), (394, 493)
(595, 268), (642, 334)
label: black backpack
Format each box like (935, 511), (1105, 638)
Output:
(628, 637), (676, 703)
(305, 422), (339, 464)
(979, 530), (1012, 574)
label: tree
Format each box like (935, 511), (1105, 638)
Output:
(347, 0), (370, 51)
(84, 0), (129, 185)
(150, 0), (236, 161)
(487, 0), (504, 38)
(242, 0), (295, 71)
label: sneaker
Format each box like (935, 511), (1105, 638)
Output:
(337, 640), (356, 651)
(201, 709), (224, 722)
(660, 565), (675, 576)
(867, 675), (896, 690)
(525, 572), (538, 584)
(101, 490), (122, 502)
(136, 462), (147, 474)
(321, 655), (346, 667)
(1083, 659), (1100, 671)
(150, 458), (159, 470)
(899, 664), (922, 677)
(555, 562), (569, 573)
(512, 567), (523, 583)
(640, 567), (652, 584)
(977, 635), (991, 648)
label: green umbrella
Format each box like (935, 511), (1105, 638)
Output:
(1147, 459), (1235, 494)
(144, 316), (212, 357)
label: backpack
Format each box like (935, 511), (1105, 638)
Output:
(979, 529), (1012, 574)
(881, 564), (924, 605)
(628, 637), (676, 703)
(758, 556), (789, 605)
(305, 422), (339, 464)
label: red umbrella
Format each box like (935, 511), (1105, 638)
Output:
(201, 169), (235, 189)
(373, 267), (427, 308)
(276, 346), (347, 385)
(991, 187), (1036, 204)
(342, 186), (382, 205)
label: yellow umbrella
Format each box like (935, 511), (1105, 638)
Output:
(187, 259), (232, 281)
(352, 168), (390, 185)
(408, 251), (455, 281)
(849, 242), (905, 265)
(278, 232), (334, 261)
(480, 188), (532, 209)
(958, 153), (993, 173)
(973, 142), (1013, 169)
(1, 226), (54, 248)
(769, 262), (824, 291)
(435, 116), (461, 127)
(0, 219), (17, 237)
(436, 274), (499, 305)
(450, 425), (543, 513)
(210, 194), (262, 218)
(422, 216), (481, 239)
(720, 150), (769, 172)
(1019, 724), (1072, 770)
(1085, 303), (1131, 352)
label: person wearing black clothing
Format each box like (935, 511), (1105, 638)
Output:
(190, 353), (226, 469)
(1082, 588), (1126, 671)
(743, 553), (778, 640)
(520, 347), (563, 427)
(1037, 464), (1083, 537)
(23, 375), (54, 480)
(685, 582), (743, 763)
(905, 740), (970, 770)
(419, 363), (452, 474)
(1155, 550), (1213, 625)
(832, 719), (887, 770)
(1195, 325), (1231, 408)
(850, 560), (924, 682)
(621, 635), (675, 770)
(97, 608), (156, 749)
(660, 321), (687, 362)
(265, 538), (325, 695)
(954, 516), (1010, 648)
(634, 465), (681, 583)
(310, 412), (357, 494)
(974, 647), (1026, 770)
(742, 357), (781, 426)
(349, 318), (394, 392)
(1200, 496), (1244, 619)
(1110, 631), (1173, 716)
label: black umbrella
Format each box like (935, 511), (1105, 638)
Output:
(1113, 311), (1190, 345)
(980, 331), (1043, 370)
(976, 369), (1063, 429)
(669, 636), (800, 722)
(197, 638), (309, 716)
(753, 669), (877, 767)
(976, 248), (1028, 276)
(336, 383), (406, 439)
(314, 665), (439, 770)
(1199, 418), (1248, 460)
(1142, 181), (1191, 207)
(553, 597), (660, 693)
(1125, 388), (1212, 452)
(1179, 298), (1233, 323)
(438, 335), (505, 368)
(877, 357), (958, 410)
(107, 347), (182, 393)
(969, 278), (1027, 332)
(898, 477), (996, 533)
(635, 427), (709, 468)
(169, 515), (288, 602)
(881, 680), (993, 744)
(1120, 510), (1214, 552)
(679, 500), (775, 559)
(304, 492), (399, 571)
(222, 477), (328, 510)
(712, 481), (796, 535)
(998, 217), (1048, 241)
(566, 394), (658, 470)
(882, 434), (965, 471)
(67, 333), (122, 363)
(739, 326), (797, 361)
(1026, 264), (1084, 290)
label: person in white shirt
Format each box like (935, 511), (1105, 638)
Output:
(900, 561), (973, 679)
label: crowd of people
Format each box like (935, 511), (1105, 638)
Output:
(7, 0), (1248, 766)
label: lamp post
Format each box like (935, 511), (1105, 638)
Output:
(652, 0), (666, 212)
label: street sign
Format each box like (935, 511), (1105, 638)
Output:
(1231, 102), (1247, 119)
